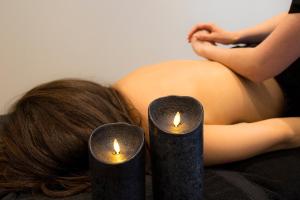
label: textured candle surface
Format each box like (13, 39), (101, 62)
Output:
(89, 122), (145, 200)
(149, 95), (204, 200)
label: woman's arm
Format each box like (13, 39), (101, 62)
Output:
(235, 12), (288, 44)
(204, 117), (300, 166)
(188, 12), (287, 44)
(192, 13), (300, 82)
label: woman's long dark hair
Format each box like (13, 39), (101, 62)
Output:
(0, 79), (141, 197)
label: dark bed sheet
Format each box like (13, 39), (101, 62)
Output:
(204, 147), (300, 200)
(1, 114), (300, 200)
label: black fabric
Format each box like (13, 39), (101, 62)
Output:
(211, 147), (300, 200)
(203, 170), (252, 200)
(215, 170), (269, 200)
(0, 191), (91, 200)
(274, 57), (300, 117)
(289, 0), (300, 13)
(3, 148), (300, 200)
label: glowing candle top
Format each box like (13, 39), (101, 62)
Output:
(148, 95), (203, 135)
(89, 123), (144, 164)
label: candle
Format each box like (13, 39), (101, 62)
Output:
(148, 95), (204, 200)
(89, 122), (145, 200)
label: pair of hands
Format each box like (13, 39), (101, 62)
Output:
(187, 23), (239, 57)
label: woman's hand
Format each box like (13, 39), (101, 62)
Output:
(187, 23), (239, 45)
(190, 30), (216, 58)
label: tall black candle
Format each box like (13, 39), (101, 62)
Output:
(148, 95), (204, 200)
(88, 122), (145, 200)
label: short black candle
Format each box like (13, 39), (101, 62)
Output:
(89, 122), (145, 200)
(148, 95), (204, 200)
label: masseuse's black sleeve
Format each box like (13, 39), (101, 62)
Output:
(289, 0), (300, 13)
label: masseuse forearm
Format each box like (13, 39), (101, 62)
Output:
(236, 12), (287, 44)
(201, 13), (300, 83)
(202, 46), (261, 82)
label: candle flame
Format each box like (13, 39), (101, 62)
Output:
(173, 112), (181, 127)
(113, 139), (120, 154)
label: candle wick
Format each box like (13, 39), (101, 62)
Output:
(113, 151), (120, 155)
(175, 122), (181, 127)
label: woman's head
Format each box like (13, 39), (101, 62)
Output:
(0, 79), (140, 197)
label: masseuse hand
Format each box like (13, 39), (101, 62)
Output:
(187, 23), (238, 45)
(190, 30), (215, 58)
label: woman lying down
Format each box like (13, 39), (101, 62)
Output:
(1, 9), (300, 198)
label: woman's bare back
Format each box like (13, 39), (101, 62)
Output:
(114, 60), (284, 126)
